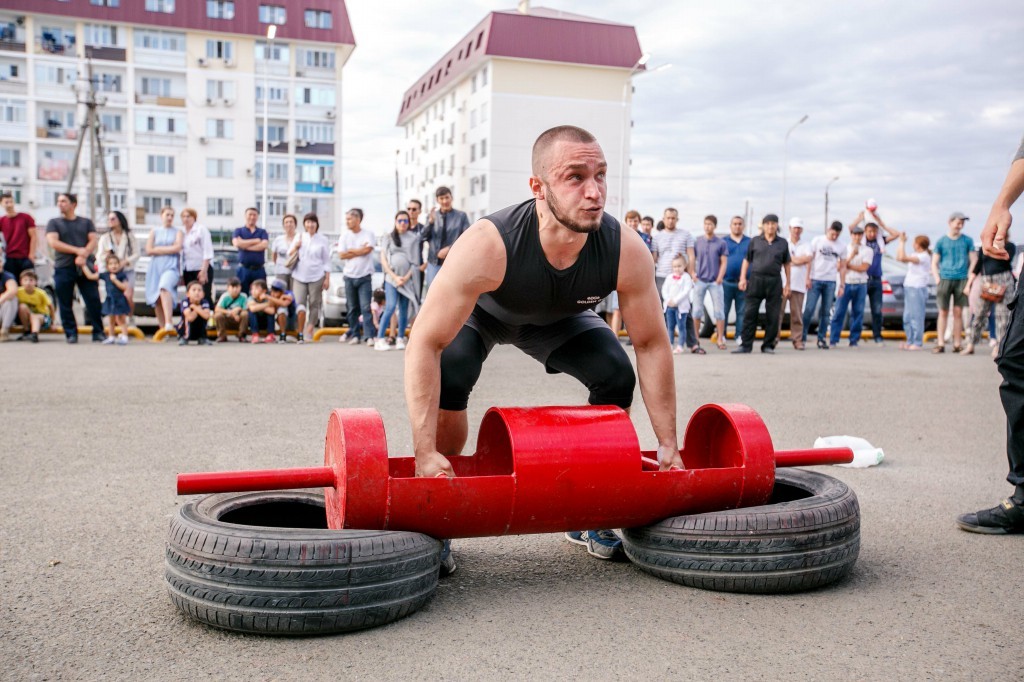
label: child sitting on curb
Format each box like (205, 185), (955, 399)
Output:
(15, 269), (54, 343)
(178, 280), (212, 346)
(247, 279), (277, 343)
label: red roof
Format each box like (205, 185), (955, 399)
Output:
(0, 0), (354, 46)
(396, 7), (642, 125)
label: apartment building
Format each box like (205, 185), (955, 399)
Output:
(396, 6), (644, 222)
(0, 0), (353, 231)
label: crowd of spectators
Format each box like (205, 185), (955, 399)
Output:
(0, 188), (1013, 355)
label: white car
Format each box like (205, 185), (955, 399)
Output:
(322, 250), (385, 327)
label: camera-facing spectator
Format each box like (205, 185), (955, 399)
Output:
(181, 208), (214, 305)
(897, 234), (932, 351)
(177, 280), (212, 346)
(1, 192), (37, 281)
(375, 210), (422, 351)
(145, 205), (183, 334)
(15, 269), (53, 342)
(232, 207), (270, 294)
(289, 212), (331, 345)
(271, 213), (298, 292)
(45, 192), (104, 343)
(82, 252), (131, 345)
(269, 279), (297, 343)
(661, 255), (693, 354)
(214, 277), (249, 342)
(97, 211), (139, 307)
(247, 279), (276, 343)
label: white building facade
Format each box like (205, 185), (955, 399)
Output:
(396, 7), (644, 222)
(0, 0), (354, 233)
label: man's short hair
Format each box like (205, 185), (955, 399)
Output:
(245, 206), (260, 215)
(642, 216), (654, 224)
(251, 278), (267, 291)
(347, 208), (363, 221)
(187, 280), (204, 292)
(864, 222), (879, 230)
(59, 192), (77, 205)
(227, 277), (241, 287)
(704, 215), (718, 226)
(407, 198), (422, 209)
(19, 269), (37, 282)
(663, 207), (678, 216)
(0, 192), (12, 201)
(731, 215), (745, 223)
(625, 210), (641, 222)
(435, 186), (452, 199)
(531, 125), (598, 177)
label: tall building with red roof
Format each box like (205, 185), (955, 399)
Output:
(396, 4), (644, 221)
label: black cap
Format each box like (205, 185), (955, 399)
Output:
(762, 213), (779, 224)
(829, 221), (843, 232)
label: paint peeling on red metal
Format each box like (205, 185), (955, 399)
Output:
(396, 9), (642, 125)
(0, 0), (354, 46)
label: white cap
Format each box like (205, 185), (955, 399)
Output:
(789, 217), (804, 228)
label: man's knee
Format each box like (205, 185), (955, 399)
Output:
(439, 327), (487, 412)
(586, 343), (636, 408)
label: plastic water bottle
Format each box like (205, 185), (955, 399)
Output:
(814, 435), (884, 468)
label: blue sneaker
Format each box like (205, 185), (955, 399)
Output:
(565, 530), (622, 560)
(439, 539), (457, 577)
(564, 531), (588, 546)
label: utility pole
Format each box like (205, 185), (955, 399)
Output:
(66, 58), (110, 224)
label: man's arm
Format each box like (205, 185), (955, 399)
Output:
(686, 245), (696, 278)
(617, 229), (681, 470)
(715, 252), (727, 284)
(849, 210), (864, 230)
(982, 145), (1024, 259)
(27, 224), (37, 260)
(739, 258), (750, 291)
(783, 262), (792, 298)
(874, 213), (901, 243)
(0, 279), (16, 304)
(405, 221), (506, 478)
(931, 251), (942, 282)
(46, 231), (85, 256)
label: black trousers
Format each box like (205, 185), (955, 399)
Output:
(183, 264), (214, 305)
(996, 285), (1024, 493)
(740, 275), (782, 350)
(867, 276), (884, 341)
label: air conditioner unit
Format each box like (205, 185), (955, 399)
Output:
(9, 175), (23, 185)
(222, 98), (234, 107)
(295, 70), (304, 78)
(294, 203), (303, 212)
(205, 97), (215, 106)
(197, 58), (209, 67)
(325, 110), (335, 119)
(198, 136), (208, 145)
(224, 59), (236, 68)
(245, 167), (253, 176)
(320, 179), (334, 188)
(28, 198), (37, 208)
(295, 139), (309, 148)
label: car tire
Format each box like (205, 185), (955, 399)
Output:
(698, 312), (714, 338)
(166, 490), (442, 635)
(621, 469), (860, 594)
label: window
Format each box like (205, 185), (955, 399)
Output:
(470, 144), (476, 162)
(301, 49), (335, 69)
(481, 103), (488, 123)
(147, 155), (175, 174)
(39, 26), (75, 55)
(295, 86), (335, 107)
(206, 80), (235, 100)
(480, 175), (487, 192)
(295, 163), (332, 184)
(207, 197), (233, 216)
(98, 73), (122, 93)
(256, 196), (288, 218)
(142, 195), (173, 214)
(0, 148), (21, 167)
(480, 67), (487, 87)
(256, 124), (286, 143)
(471, 74), (477, 94)
(35, 65), (77, 86)
(480, 139), (487, 158)
(206, 0), (234, 20)
(255, 41), (289, 62)
(134, 30), (184, 51)
(42, 109), (74, 130)
(256, 84), (288, 103)
(259, 5), (286, 24)
(90, 0), (120, 6)
(135, 113), (182, 135)
(255, 161), (288, 181)
(294, 121), (333, 143)
(100, 113), (122, 132)
(84, 24), (119, 47)
(304, 10), (332, 29)
(206, 40), (233, 60)
(1, 64), (19, 80)
(470, 109), (477, 128)
(96, 191), (126, 210)
(205, 119), (234, 139)
(104, 147), (121, 172)
(145, 0), (175, 13)
(206, 158), (233, 178)
(140, 77), (171, 97)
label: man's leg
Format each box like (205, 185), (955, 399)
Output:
(789, 291), (805, 345)
(344, 276), (360, 338)
(77, 272), (104, 340)
(437, 325), (492, 456)
(53, 266), (78, 340)
(951, 305), (964, 348)
(710, 283), (726, 343)
(849, 285), (867, 346)
(821, 282), (837, 345)
(867, 278), (884, 341)
(734, 283), (746, 342)
(691, 281), (707, 336)
(723, 281), (738, 339)
(739, 280), (763, 351)
(801, 282), (820, 343)
(829, 287), (851, 346)
(762, 278), (782, 350)
(357, 275), (375, 340)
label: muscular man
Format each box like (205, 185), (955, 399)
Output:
(957, 135), (1024, 534)
(405, 126), (682, 569)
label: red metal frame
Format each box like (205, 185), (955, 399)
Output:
(177, 404), (853, 538)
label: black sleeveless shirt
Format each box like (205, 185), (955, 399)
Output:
(476, 199), (621, 327)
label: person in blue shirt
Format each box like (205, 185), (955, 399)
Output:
(269, 278), (297, 343)
(848, 209), (901, 344)
(723, 216), (751, 343)
(231, 207), (270, 295)
(931, 211), (976, 353)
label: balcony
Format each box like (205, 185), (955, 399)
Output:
(85, 45), (126, 62)
(255, 141), (289, 154)
(0, 77), (26, 95)
(135, 132), (185, 146)
(0, 39), (24, 53)
(134, 93), (185, 107)
(36, 37), (76, 57)
(36, 126), (77, 141)
(296, 142), (335, 156)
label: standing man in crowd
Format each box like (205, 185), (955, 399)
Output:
(692, 214), (729, 350)
(652, 207), (699, 351)
(932, 211), (976, 353)
(232, 207), (269, 294)
(802, 221), (847, 349)
(45, 193), (104, 343)
(338, 208), (377, 345)
(957, 135), (1024, 534)
(0, 192), (36, 281)
(850, 208), (901, 344)
(781, 217), (814, 350)
(407, 199), (425, 233)
(723, 216), (750, 345)
(734, 214), (790, 354)
(421, 186), (470, 292)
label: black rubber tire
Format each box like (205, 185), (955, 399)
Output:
(621, 469), (860, 594)
(166, 490), (441, 635)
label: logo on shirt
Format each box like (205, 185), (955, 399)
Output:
(577, 295), (603, 305)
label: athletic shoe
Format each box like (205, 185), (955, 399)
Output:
(673, 345), (684, 354)
(731, 347), (752, 354)
(584, 529), (623, 560)
(250, 335), (260, 344)
(395, 337), (406, 350)
(365, 337), (374, 347)
(29, 332), (39, 343)
(956, 499), (1024, 534)
(66, 335), (78, 344)
(102, 336), (115, 345)
(197, 337), (211, 346)
(374, 338), (391, 351)
(564, 531), (588, 546)
(265, 334), (277, 344)
(296, 333), (304, 345)
(0, 330), (8, 342)
(216, 335), (228, 343)
(439, 539), (457, 577)
(277, 334), (287, 344)
(347, 335), (361, 345)
(178, 337), (187, 346)
(761, 346), (775, 354)
(16, 331), (31, 341)
(92, 335), (105, 343)
(116, 334), (128, 346)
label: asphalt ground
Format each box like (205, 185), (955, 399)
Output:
(0, 336), (1017, 680)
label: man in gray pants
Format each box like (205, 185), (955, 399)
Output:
(957, 135), (1024, 534)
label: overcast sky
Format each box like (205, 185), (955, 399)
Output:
(340, 0), (1024, 239)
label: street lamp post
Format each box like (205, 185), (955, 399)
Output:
(617, 55), (670, 216)
(261, 24), (276, 231)
(824, 176), (839, 230)
(781, 114), (808, 223)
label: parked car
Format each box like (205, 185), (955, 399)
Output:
(322, 250), (385, 327)
(133, 246), (239, 317)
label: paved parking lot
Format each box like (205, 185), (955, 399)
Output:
(1, 339), (1016, 680)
